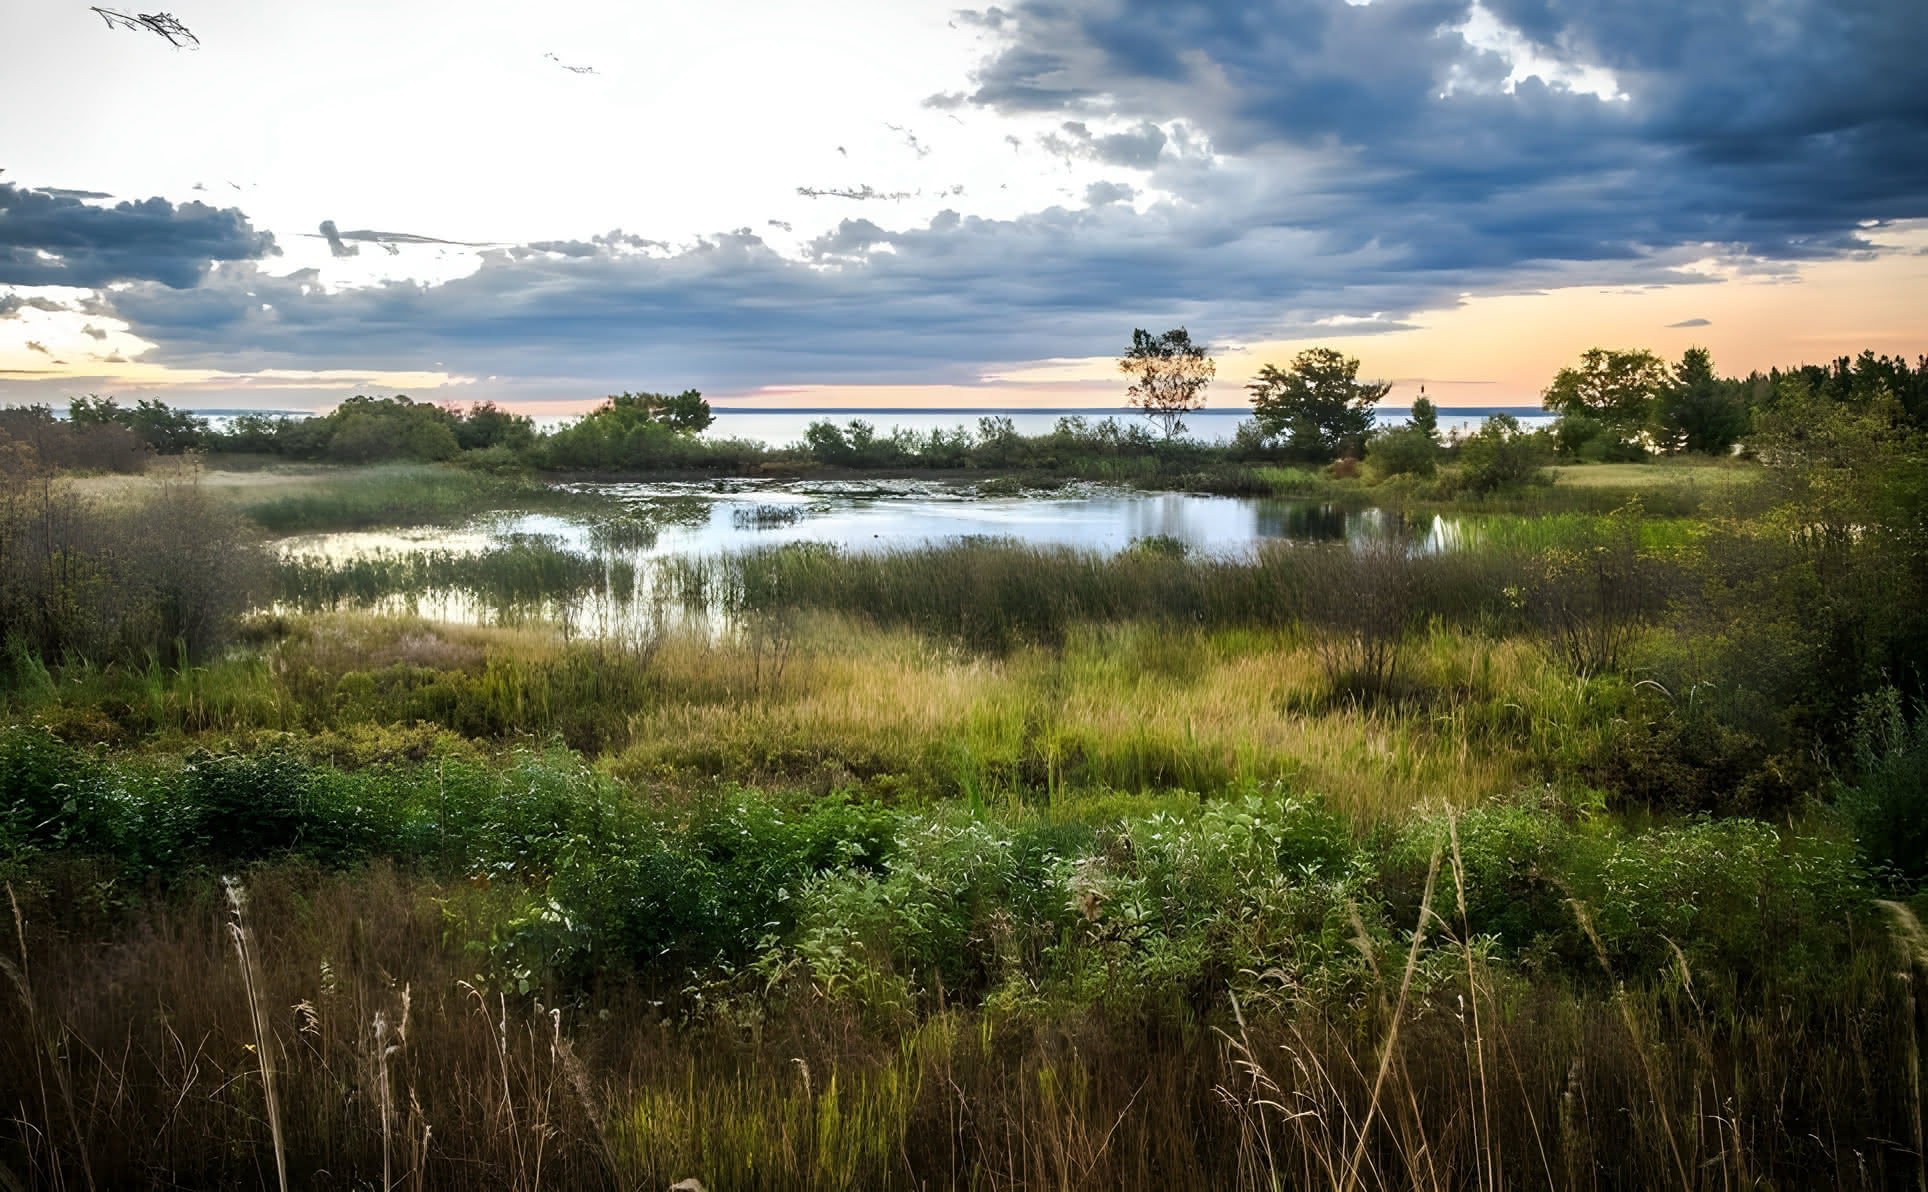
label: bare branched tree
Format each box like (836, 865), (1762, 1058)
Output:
(91, 7), (199, 47)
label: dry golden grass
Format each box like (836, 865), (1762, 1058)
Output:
(58, 455), (345, 505)
(1545, 460), (1760, 489)
(614, 616), (1578, 819)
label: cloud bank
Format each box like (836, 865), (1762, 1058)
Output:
(0, 183), (276, 289)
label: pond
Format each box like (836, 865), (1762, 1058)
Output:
(278, 478), (1462, 563)
(270, 479), (1474, 631)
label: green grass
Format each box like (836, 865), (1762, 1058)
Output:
(241, 463), (584, 532)
(0, 721), (1903, 1189)
(273, 540), (638, 614)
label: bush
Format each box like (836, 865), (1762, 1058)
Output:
(1364, 424), (1438, 478)
(1453, 414), (1548, 494)
(0, 405), (149, 472)
(1836, 688), (1928, 886)
(0, 468), (264, 666)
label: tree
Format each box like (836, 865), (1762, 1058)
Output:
(450, 401), (536, 452)
(1651, 347), (1749, 455)
(1542, 348), (1667, 437)
(65, 395), (206, 453)
(602, 390), (714, 434)
(1409, 388), (1440, 441)
(541, 390), (718, 469)
(1246, 347), (1389, 462)
(317, 395), (459, 463)
(1119, 328), (1215, 438)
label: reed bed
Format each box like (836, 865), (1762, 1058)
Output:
(273, 541), (638, 615)
(0, 830), (1910, 1190)
(7, 608), (1614, 815)
(243, 465), (585, 533)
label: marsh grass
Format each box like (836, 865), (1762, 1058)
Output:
(7, 606), (1618, 813)
(273, 542), (638, 616)
(243, 465), (584, 533)
(614, 617), (1598, 815)
(0, 855), (1914, 1190)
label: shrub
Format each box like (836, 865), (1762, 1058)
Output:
(1454, 414), (1548, 494)
(1524, 501), (1675, 675)
(0, 470), (264, 666)
(1836, 687), (1928, 887)
(1364, 424), (1437, 479)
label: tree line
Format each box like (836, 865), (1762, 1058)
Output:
(4, 340), (1923, 488)
(1121, 326), (1928, 482)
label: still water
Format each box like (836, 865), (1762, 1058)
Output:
(279, 478), (1464, 566)
(569, 407), (1551, 447)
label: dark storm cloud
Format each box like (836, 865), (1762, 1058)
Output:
(0, 183), (277, 288)
(955, 0), (1928, 263)
(96, 201), (1716, 392)
(17, 0), (1920, 396)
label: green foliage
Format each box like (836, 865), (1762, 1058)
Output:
(1453, 413), (1548, 494)
(1550, 410), (1649, 461)
(242, 466), (561, 532)
(541, 390), (740, 471)
(200, 394), (536, 464)
(1364, 423), (1437, 478)
(804, 419), (891, 467)
(450, 400), (536, 451)
(1581, 817), (1862, 993)
(1541, 347), (1668, 438)
(1246, 347), (1389, 462)
(324, 396), (460, 462)
(1836, 688), (1928, 887)
(1651, 347), (1750, 455)
(272, 539), (631, 613)
(68, 395), (208, 453)
(1524, 500), (1673, 675)
(1408, 393), (1439, 439)
(1119, 327), (1216, 438)
(1764, 349), (1928, 431)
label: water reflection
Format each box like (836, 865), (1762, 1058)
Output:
(282, 480), (1419, 566)
(274, 480), (1481, 634)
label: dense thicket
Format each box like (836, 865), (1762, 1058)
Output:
(0, 448), (263, 667)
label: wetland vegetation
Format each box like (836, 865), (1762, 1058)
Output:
(3, 345), (1927, 1188)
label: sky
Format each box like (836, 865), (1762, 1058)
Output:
(1, 0), (1924, 415)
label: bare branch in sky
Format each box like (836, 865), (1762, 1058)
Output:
(307, 223), (496, 255)
(884, 122), (931, 159)
(795, 185), (914, 201)
(90, 8), (199, 48)
(543, 52), (598, 75)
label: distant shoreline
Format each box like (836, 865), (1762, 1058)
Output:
(704, 405), (1546, 416)
(12, 404), (1549, 419)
